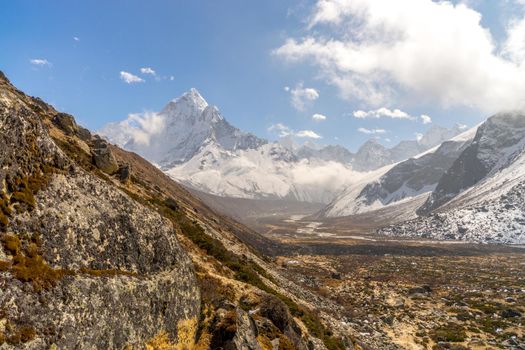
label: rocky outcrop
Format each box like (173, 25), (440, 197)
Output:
(92, 137), (119, 174)
(52, 112), (92, 142)
(418, 112), (525, 215)
(0, 72), (199, 348)
(52, 113), (78, 135)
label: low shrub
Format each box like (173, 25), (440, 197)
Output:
(431, 323), (467, 343)
(2, 234), (20, 254)
(1, 233), (69, 292)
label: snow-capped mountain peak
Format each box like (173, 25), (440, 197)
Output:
(418, 124), (465, 148)
(162, 87), (208, 117)
(100, 89), (266, 169)
(353, 139), (391, 171)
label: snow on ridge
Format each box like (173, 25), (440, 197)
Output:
(166, 142), (360, 204)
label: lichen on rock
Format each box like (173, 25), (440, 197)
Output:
(0, 71), (200, 349)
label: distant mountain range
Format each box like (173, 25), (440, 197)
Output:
(100, 89), (463, 204)
(320, 126), (477, 217)
(101, 89), (525, 243)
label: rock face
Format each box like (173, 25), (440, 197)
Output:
(52, 113), (78, 135)
(357, 137), (472, 208)
(379, 112), (525, 244)
(92, 138), (119, 174)
(52, 112), (92, 142)
(117, 163), (131, 183)
(0, 72), (199, 348)
(419, 112), (525, 215)
(352, 139), (392, 172)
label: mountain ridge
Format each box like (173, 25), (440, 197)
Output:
(379, 111), (525, 243)
(100, 89), (465, 204)
(320, 125), (478, 218)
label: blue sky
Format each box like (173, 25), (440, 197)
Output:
(2, 0), (525, 151)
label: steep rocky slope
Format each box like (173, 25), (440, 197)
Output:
(0, 72), (357, 349)
(320, 127), (477, 218)
(419, 112), (525, 214)
(0, 71), (199, 349)
(380, 112), (525, 244)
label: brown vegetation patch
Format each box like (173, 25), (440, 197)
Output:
(1, 233), (70, 292)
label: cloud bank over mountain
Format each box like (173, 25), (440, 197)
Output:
(275, 0), (525, 113)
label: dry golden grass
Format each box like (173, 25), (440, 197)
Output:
(145, 318), (211, 350)
(257, 334), (273, 350)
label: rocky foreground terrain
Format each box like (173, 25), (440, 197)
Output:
(275, 238), (525, 350)
(0, 71), (358, 349)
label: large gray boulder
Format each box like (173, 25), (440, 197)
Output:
(92, 138), (119, 175)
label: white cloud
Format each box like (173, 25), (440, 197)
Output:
(420, 114), (432, 124)
(287, 83), (319, 111)
(73, 36), (80, 41)
(290, 160), (356, 188)
(268, 123), (292, 137)
(353, 107), (431, 124)
(140, 67), (156, 75)
(120, 71), (144, 84)
(353, 108), (414, 120)
(503, 15), (525, 63)
(296, 130), (322, 138)
(415, 132), (424, 141)
(312, 113), (327, 121)
(268, 123), (322, 139)
(358, 127), (387, 134)
(275, 0), (525, 112)
(99, 112), (165, 146)
(30, 59), (51, 67)
(169, 76), (175, 81)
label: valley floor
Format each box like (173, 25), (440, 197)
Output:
(189, 189), (525, 349)
(270, 232), (525, 349)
